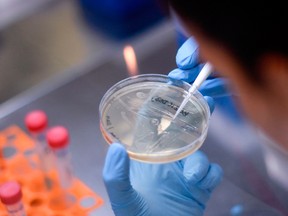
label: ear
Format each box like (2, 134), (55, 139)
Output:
(258, 54), (288, 98)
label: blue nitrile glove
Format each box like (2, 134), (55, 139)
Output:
(168, 37), (229, 98)
(103, 143), (223, 216)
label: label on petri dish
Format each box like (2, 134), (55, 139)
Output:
(101, 81), (209, 163)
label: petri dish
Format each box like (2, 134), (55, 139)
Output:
(99, 74), (210, 163)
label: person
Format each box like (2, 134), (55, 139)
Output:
(167, 1), (288, 151)
(102, 0), (288, 215)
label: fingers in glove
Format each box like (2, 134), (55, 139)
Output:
(176, 37), (200, 69)
(199, 78), (230, 98)
(168, 65), (204, 83)
(198, 163), (223, 191)
(102, 143), (133, 204)
(204, 96), (215, 114)
(182, 150), (210, 184)
(103, 143), (149, 215)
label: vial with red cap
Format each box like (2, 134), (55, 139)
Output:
(0, 181), (26, 216)
(24, 110), (53, 172)
(46, 126), (74, 189)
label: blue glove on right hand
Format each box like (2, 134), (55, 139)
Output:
(103, 143), (223, 216)
(168, 37), (229, 98)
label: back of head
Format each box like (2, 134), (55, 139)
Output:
(167, 0), (288, 81)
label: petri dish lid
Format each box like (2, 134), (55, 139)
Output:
(99, 74), (210, 163)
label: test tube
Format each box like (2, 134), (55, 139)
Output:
(24, 110), (52, 189)
(0, 181), (26, 216)
(46, 126), (74, 189)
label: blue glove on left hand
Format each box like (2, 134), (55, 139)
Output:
(103, 143), (223, 216)
(169, 37), (229, 98)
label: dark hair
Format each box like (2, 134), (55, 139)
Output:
(167, 1), (288, 82)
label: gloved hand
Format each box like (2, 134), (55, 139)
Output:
(103, 143), (223, 216)
(168, 37), (229, 98)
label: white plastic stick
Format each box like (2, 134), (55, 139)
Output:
(172, 63), (213, 120)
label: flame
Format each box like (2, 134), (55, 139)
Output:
(123, 45), (139, 76)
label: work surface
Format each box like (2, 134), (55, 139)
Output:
(0, 23), (287, 216)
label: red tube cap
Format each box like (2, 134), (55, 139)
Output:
(0, 181), (22, 205)
(25, 110), (48, 133)
(46, 126), (69, 149)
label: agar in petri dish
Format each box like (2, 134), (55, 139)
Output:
(99, 74), (210, 163)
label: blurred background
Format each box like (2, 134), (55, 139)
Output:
(0, 0), (172, 104)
